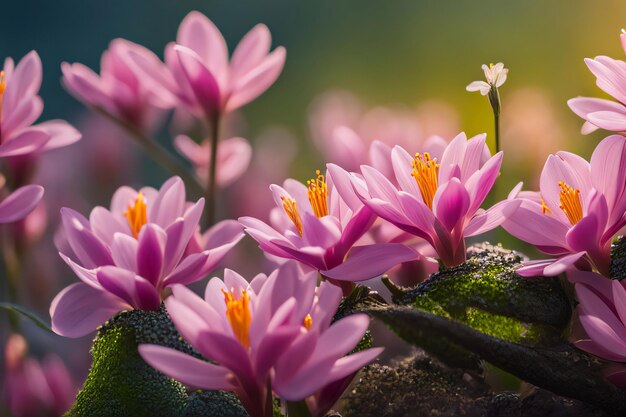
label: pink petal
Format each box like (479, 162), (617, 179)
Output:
(61, 207), (114, 268)
(177, 11), (228, 84)
(322, 243), (418, 282)
(543, 252), (586, 276)
(226, 47), (286, 111)
(138, 345), (234, 390)
(0, 128), (49, 157)
(2, 51), (42, 113)
(0, 185), (43, 223)
(502, 199), (569, 248)
(50, 283), (129, 338)
(465, 199), (520, 237)
(35, 120), (82, 151)
(230, 24), (272, 81)
(433, 178), (469, 231)
(588, 111), (626, 133)
(174, 45), (221, 116)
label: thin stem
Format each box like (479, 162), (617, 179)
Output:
(94, 107), (204, 197)
(494, 111), (500, 154)
(2, 226), (21, 332)
(205, 113), (220, 227)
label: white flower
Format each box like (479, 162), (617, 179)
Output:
(466, 62), (508, 95)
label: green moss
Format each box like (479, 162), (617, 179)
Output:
(610, 236), (626, 279)
(397, 243), (571, 346)
(66, 306), (247, 417)
(66, 307), (188, 417)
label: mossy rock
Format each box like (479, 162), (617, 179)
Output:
(391, 243), (571, 346)
(342, 350), (608, 417)
(610, 236), (626, 279)
(65, 306), (247, 417)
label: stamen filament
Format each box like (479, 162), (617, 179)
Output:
(307, 170), (328, 218)
(223, 289), (252, 349)
(281, 196), (303, 237)
(124, 193), (148, 238)
(411, 152), (440, 210)
(558, 181), (583, 225)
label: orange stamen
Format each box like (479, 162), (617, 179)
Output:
(124, 193), (147, 238)
(558, 181), (583, 225)
(411, 152), (439, 210)
(222, 288), (252, 349)
(307, 170), (328, 218)
(281, 195), (303, 237)
(303, 314), (313, 331)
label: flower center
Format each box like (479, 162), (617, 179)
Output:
(411, 152), (439, 210)
(558, 181), (582, 225)
(124, 193), (147, 238)
(307, 170), (328, 218)
(281, 195), (303, 237)
(303, 314), (313, 331)
(222, 288), (251, 349)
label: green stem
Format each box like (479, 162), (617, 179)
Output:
(94, 107), (204, 197)
(494, 111), (500, 154)
(205, 113), (220, 227)
(2, 226), (21, 332)
(286, 400), (312, 417)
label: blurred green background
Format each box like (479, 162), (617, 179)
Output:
(2, 0), (624, 163)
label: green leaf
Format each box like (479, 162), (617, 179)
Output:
(0, 302), (53, 332)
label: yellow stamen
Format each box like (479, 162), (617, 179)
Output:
(307, 170), (328, 218)
(222, 288), (252, 349)
(0, 71), (5, 119)
(124, 193), (147, 238)
(489, 63), (495, 69)
(558, 181), (583, 225)
(281, 195), (303, 237)
(541, 199), (552, 215)
(411, 152), (440, 210)
(303, 314), (313, 331)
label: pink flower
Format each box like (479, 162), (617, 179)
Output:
(62, 39), (176, 129)
(503, 135), (626, 277)
(0, 51), (81, 158)
(309, 90), (453, 174)
(50, 177), (244, 337)
(570, 270), (626, 384)
(139, 263), (381, 417)
(0, 182), (44, 224)
(3, 334), (77, 417)
(239, 168), (419, 284)
(174, 134), (252, 187)
(568, 32), (626, 134)
(128, 11), (286, 118)
(335, 132), (515, 267)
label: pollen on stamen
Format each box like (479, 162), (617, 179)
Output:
(541, 199), (552, 215)
(558, 181), (583, 225)
(124, 192), (147, 239)
(281, 195), (303, 237)
(411, 152), (440, 210)
(303, 314), (313, 331)
(222, 288), (252, 349)
(307, 169), (329, 218)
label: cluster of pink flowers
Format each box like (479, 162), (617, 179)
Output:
(6, 9), (626, 416)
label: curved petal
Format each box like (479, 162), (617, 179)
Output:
(138, 345), (234, 390)
(50, 283), (129, 338)
(0, 185), (43, 223)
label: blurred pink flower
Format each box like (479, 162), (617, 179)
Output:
(3, 334), (77, 417)
(309, 91), (457, 173)
(50, 177), (243, 337)
(0, 51), (81, 157)
(139, 263), (381, 417)
(239, 168), (418, 284)
(129, 11), (286, 118)
(570, 270), (626, 384)
(503, 135), (626, 277)
(335, 132), (515, 267)
(174, 134), (252, 187)
(569, 32), (626, 134)
(62, 39), (175, 130)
